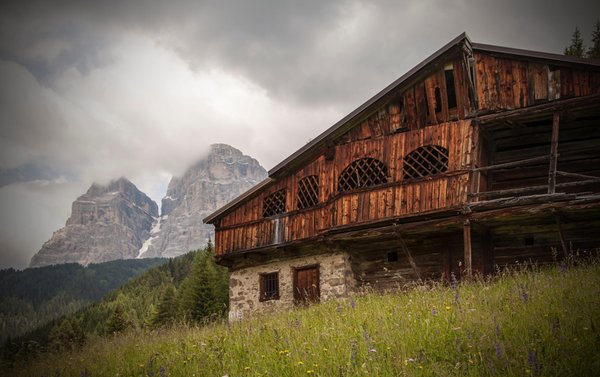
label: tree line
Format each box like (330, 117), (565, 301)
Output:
(1, 244), (229, 368)
(564, 20), (600, 59)
(0, 258), (165, 343)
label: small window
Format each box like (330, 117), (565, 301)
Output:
(338, 158), (389, 193)
(387, 251), (399, 262)
(259, 272), (280, 301)
(263, 189), (287, 217)
(403, 145), (449, 179)
(524, 235), (535, 246)
(297, 175), (319, 209)
(444, 68), (457, 109)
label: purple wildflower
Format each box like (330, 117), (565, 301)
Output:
(528, 350), (540, 375)
(494, 341), (503, 358)
(349, 297), (356, 309)
(337, 304), (343, 315)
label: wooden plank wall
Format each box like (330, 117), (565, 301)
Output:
(337, 58), (473, 145)
(475, 52), (600, 112)
(215, 120), (473, 256)
(489, 117), (600, 192)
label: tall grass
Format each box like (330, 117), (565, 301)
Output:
(11, 258), (600, 376)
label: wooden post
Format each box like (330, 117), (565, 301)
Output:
(463, 219), (472, 277)
(398, 236), (421, 281)
(554, 214), (569, 257)
(548, 112), (560, 194)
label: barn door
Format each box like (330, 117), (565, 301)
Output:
(293, 265), (320, 304)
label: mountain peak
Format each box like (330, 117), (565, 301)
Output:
(140, 145), (267, 258)
(30, 178), (158, 267)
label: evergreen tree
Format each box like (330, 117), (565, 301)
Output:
(564, 27), (586, 57)
(48, 318), (85, 351)
(105, 305), (129, 334)
(176, 247), (228, 322)
(588, 20), (600, 59)
(149, 285), (177, 328)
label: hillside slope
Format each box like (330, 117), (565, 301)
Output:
(0, 258), (165, 342)
(8, 257), (600, 376)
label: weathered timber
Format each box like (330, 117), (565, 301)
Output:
(548, 112), (560, 194)
(395, 232), (422, 280)
(463, 219), (473, 277)
(556, 171), (599, 180)
(553, 214), (569, 257)
(476, 93), (600, 125)
(472, 155), (550, 172)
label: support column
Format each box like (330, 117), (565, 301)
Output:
(463, 219), (472, 277)
(548, 112), (560, 194)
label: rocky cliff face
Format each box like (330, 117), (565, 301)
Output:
(30, 178), (159, 267)
(139, 144), (267, 258)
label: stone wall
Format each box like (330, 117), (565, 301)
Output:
(228, 251), (355, 320)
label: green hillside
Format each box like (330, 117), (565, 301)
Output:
(0, 258), (166, 342)
(1, 246), (229, 370)
(6, 254), (600, 376)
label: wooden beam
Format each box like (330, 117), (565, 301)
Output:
(469, 178), (600, 199)
(472, 155), (550, 173)
(548, 112), (560, 194)
(476, 93), (600, 125)
(556, 171), (599, 181)
(395, 231), (422, 281)
(554, 214), (569, 257)
(463, 219), (472, 277)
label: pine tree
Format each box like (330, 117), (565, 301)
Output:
(176, 246), (228, 323)
(48, 318), (85, 351)
(564, 27), (586, 57)
(149, 285), (177, 328)
(588, 20), (600, 59)
(105, 305), (129, 334)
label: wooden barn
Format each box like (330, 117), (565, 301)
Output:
(204, 33), (600, 320)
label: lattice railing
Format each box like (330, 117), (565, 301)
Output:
(297, 175), (319, 209)
(262, 189), (287, 217)
(402, 145), (449, 179)
(338, 158), (389, 193)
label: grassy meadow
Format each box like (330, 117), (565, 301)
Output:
(11, 256), (600, 376)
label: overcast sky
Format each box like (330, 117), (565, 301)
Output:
(0, 0), (598, 269)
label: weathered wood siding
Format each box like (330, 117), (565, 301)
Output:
(215, 120), (473, 256)
(474, 51), (600, 112)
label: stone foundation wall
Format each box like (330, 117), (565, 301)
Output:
(228, 251), (355, 320)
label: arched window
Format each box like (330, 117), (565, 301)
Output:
(402, 145), (449, 179)
(338, 158), (389, 193)
(297, 175), (319, 209)
(263, 189), (287, 217)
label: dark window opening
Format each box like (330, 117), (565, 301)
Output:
(338, 158), (389, 193)
(524, 235), (535, 246)
(403, 145), (449, 179)
(387, 251), (399, 262)
(259, 272), (280, 301)
(297, 175), (319, 209)
(434, 86), (442, 113)
(263, 189), (287, 217)
(445, 69), (457, 109)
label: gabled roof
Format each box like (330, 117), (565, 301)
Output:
(204, 33), (600, 224)
(204, 32), (470, 224)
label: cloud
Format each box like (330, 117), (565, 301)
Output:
(0, 180), (86, 269)
(0, 0), (599, 268)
